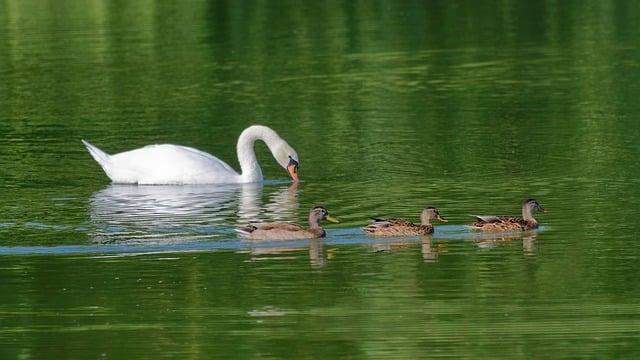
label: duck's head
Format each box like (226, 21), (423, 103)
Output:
(421, 207), (448, 225)
(309, 206), (339, 225)
(273, 142), (299, 182)
(523, 198), (545, 213)
(522, 199), (545, 222)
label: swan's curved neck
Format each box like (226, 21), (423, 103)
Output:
(236, 126), (283, 182)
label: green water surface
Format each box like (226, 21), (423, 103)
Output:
(1, 1), (640, 359)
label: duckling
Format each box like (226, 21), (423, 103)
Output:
(364, 207), (447, 236)
(469, 198), (545, 232)
(237, 206), (338, 240)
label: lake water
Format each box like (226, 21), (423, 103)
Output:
(1, 1), (640, 358)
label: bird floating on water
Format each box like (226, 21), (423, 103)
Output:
(364, 207), (448, 236)
(82, 125), (299, 185)
(236, 206), (339, 240)
(469, 198), (545, 232)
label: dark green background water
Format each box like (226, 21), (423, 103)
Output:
(1, 0), (639, 358)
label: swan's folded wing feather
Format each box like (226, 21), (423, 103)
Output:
(108, 144), (240, 183)
(170, 145), (238, 174)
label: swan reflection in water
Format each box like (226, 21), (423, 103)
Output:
(89, 182), (329, 267)
(89, 182), (299, 244)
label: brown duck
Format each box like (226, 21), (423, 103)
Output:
(364, 207), (447, 236)
(237, 206), (339, 240)
(469, 198), (545, 232)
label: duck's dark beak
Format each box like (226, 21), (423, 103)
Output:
(287, 157), (299, 182)
(436, 214), (448, 223)
(538, 206), (546, 213)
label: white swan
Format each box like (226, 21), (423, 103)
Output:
(82, 125), (300, 184)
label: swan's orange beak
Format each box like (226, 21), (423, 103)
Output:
(287, 157), (299, 182)
(288, 164), (299, 182)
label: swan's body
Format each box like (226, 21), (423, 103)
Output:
(82, 125), (299, 185)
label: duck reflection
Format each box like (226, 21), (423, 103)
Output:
(421, 237), (441, 263)
(474, 231), (538, 256)
(370, 236), (444, 263)
(244, 238), (326, 269)
(89, 183), (299, 244)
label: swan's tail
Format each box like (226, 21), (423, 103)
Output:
(82, 140), (111, 168)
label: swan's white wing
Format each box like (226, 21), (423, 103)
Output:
(108, 144), (241, 184)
